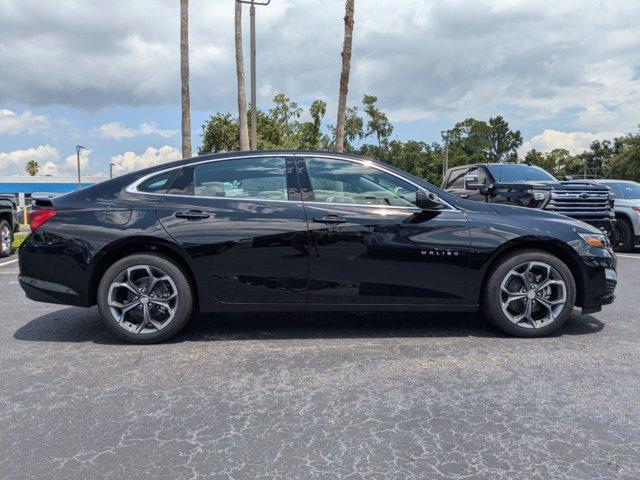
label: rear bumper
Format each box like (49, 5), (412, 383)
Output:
(19, 275), (88, 307)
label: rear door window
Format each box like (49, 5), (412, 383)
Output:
(193, 157), (288, 201)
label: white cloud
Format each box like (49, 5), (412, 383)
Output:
(41, 161), (59, 176)
(110, 146), (182, 175)
(64, 149), (91, 171)
(0, 0), (638, 143)
(0, 145), (60, 173)
(0, 109), (50, 135)
(96, 121), (177, 140)
(520, 129), (624, 155)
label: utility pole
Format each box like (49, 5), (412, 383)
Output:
(237, 0), (270, 150)
(109, 163), (116, 179)
(75, 145), (86, 188)
(441, 131), (450, 178)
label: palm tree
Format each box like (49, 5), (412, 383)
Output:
(335, 0), (355, 153)
(235, 2), (250, 151)
(180, 0), (192, 158)
(25, 160), (39, 176)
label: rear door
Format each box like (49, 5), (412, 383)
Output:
(297, 156), (471, 305)
(156, 155), (309, 306)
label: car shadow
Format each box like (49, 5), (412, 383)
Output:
(13, 306), (605, 345)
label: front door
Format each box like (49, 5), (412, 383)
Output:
(156, 156), (309, 307)
(298, 156), (471, 305)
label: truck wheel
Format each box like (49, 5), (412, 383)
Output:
(97, 253), (194, 344)
(612, 218), (633, 252)
(482, 250), (576, 337)
(0, 220), (13, 258)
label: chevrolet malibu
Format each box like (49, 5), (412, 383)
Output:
(19, 151), (617, 343)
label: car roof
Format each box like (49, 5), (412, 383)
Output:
(595, 179), (636, 183)
(125, 150), (384, 181)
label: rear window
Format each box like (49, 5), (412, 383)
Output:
(138, 171), (176, 193)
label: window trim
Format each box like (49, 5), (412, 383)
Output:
(297, 155), (456, 210)
(126, 152), (457, 211)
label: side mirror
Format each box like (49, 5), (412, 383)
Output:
(416, 190), (442, 210)
(563, 175), (574, 181)
(464, 173), (485, 190)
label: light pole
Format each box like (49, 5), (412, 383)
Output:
(441, 130), (450, 178)
(75, 145), (86, 188)
(236, 0), (270, 150)
(109, 163), (117, 179)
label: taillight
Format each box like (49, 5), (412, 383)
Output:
(29, 209), (56, 233)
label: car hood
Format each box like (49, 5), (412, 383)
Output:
(495, 180), (611, 191)
(457, 200), (602, 233)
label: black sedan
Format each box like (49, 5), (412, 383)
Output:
(19, 151), (617, 343)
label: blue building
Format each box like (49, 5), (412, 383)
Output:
(0, 177), (94, 224)
(0, 176), (94, 198)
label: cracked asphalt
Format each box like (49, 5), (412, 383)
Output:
(0, 254), (639, 479)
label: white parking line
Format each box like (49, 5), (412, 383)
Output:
(617, 254), (640, 259)
(0, 258), (18, 267)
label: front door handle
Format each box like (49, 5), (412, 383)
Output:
(313, 215), (346, 224)
(174, 210), (210, 220)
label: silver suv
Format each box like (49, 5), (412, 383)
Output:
(596, 180), (640, 252)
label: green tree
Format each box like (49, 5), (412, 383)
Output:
(199, 112), (240, 153)
(488, 116), (522, 161)
(299, 100), (329, 150)
(25, 160), (39, 176)
(362, 94), (393, 147)
(606, 129), (640, 181)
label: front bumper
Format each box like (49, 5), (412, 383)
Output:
(583, 219), (616, 237)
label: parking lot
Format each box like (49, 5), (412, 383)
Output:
(0, 253), (639, 479)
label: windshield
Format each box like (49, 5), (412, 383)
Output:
(601, 181), (640, 199)
(487, 164), (556, 182)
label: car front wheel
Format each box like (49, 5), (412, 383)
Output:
(482, 250), (576, 337)
(97, 253), (194, 343)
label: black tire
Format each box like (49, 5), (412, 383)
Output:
(0, 220), (13, 258)
(97, 253), (194, 344)
(612, 218), (633, 252)
(481, 249), (576, 337)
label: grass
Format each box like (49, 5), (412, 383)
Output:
(12, 231), (28, 250)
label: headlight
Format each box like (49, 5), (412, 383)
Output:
(578, 232), (609, 249)
(531, 189), (548, 201)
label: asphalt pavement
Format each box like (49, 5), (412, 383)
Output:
(0, 254), (639, 479)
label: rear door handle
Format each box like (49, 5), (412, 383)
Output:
(174, 210), (210, 220)
(313, 215), (346, 224)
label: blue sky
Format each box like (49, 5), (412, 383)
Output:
(1, 0), (639, 179)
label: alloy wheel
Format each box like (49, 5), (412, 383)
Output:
(1, 225), (11, 256)
(499, 261), (567, 329)
(107, 264), (179, 334)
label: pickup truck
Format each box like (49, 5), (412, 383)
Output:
(443, 163), (616, 240)
(0, 195), (19, 258)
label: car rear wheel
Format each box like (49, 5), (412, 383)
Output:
(482, 250), (576, 337)
(0, 220), (13, 258)
(612, 218), (633, 252)
(97, 253), (193, 343)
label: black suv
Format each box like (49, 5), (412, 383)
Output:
(443, 163), (616, 236)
